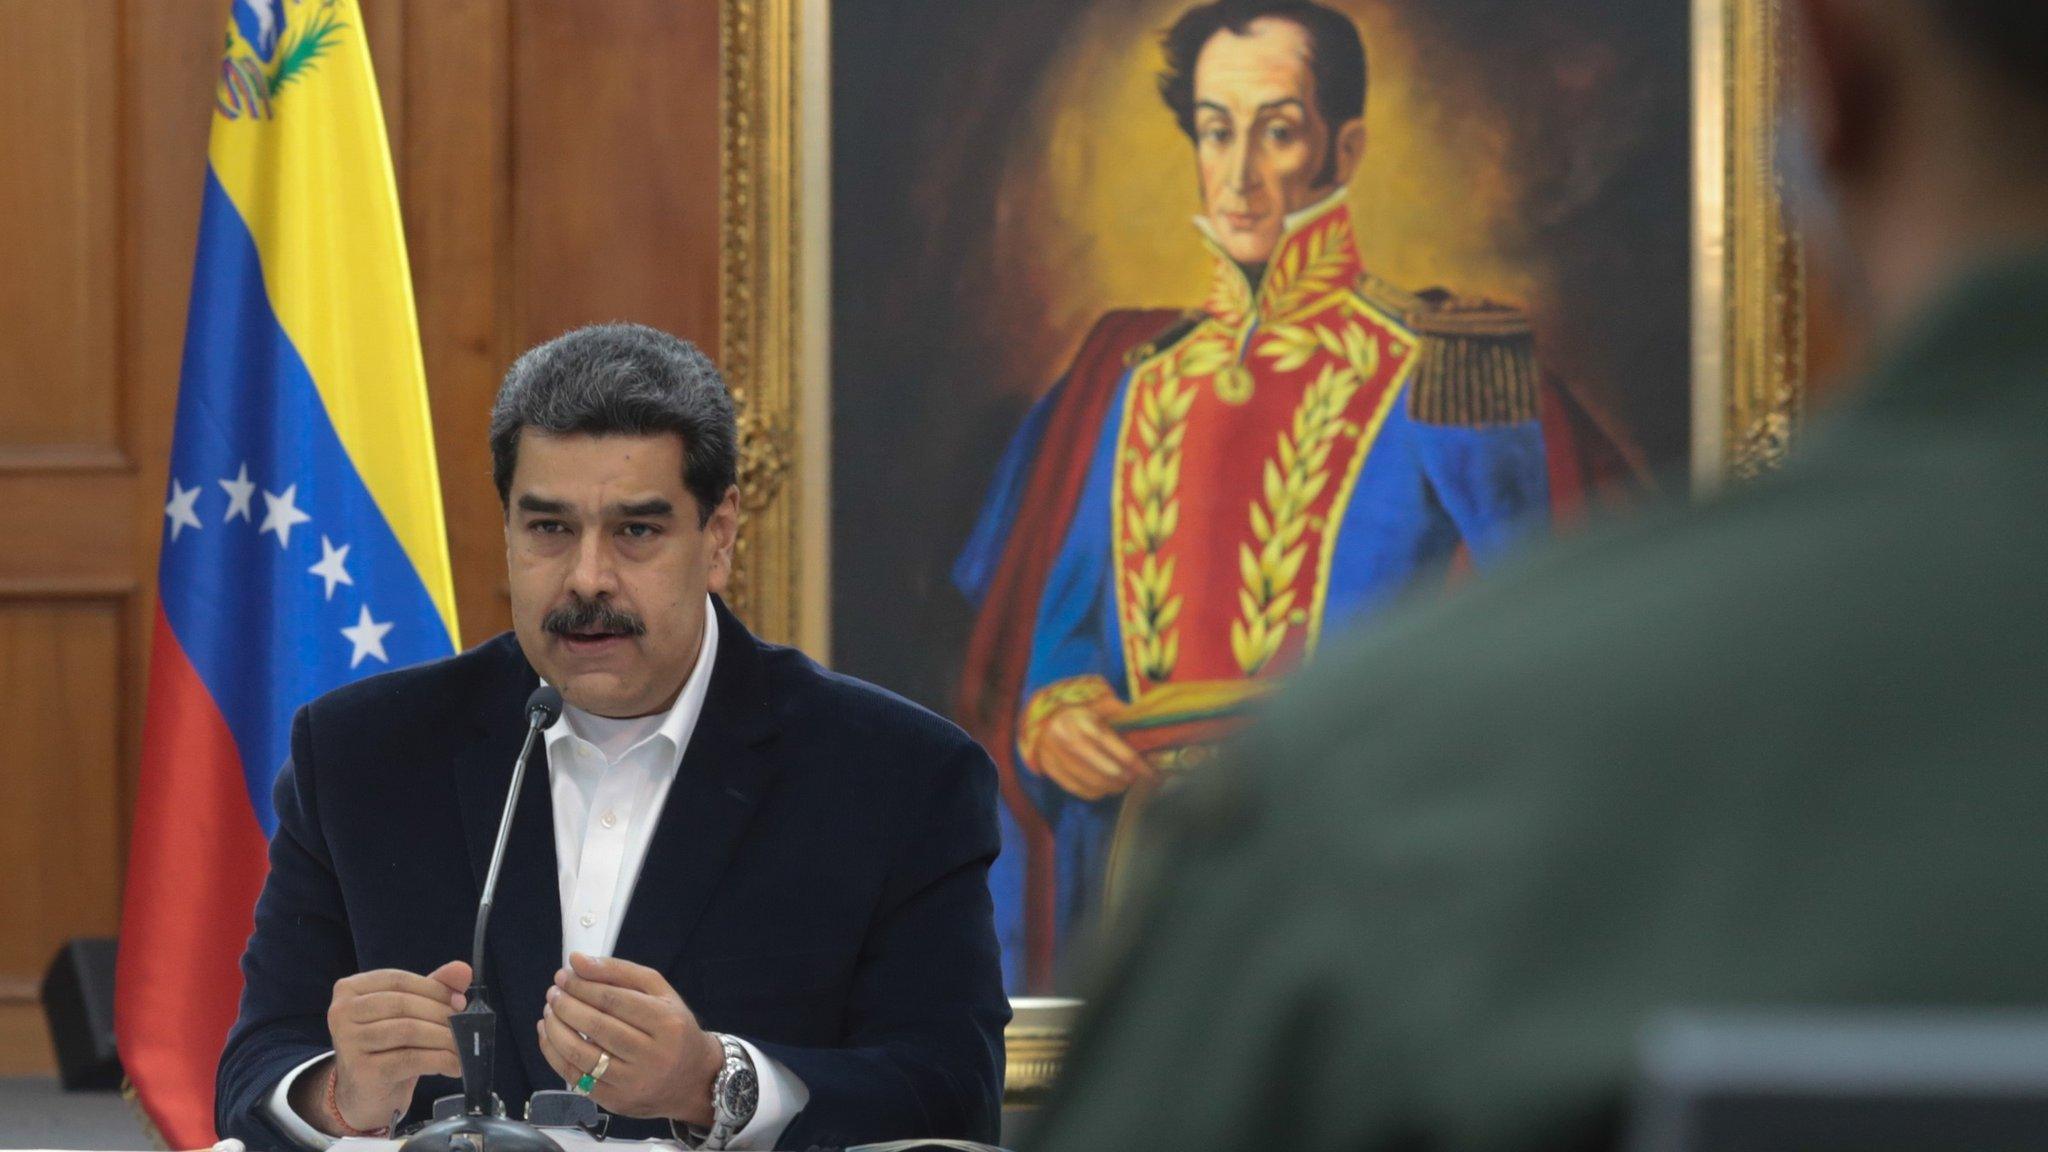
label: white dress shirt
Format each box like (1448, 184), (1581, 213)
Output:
(268, 599), (807, 1148)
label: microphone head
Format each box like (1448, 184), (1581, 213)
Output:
(526, 685), (564, 728)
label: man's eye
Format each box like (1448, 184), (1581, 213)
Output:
(528, 520), (568, 534)
(620, 523), (660, 540)
(1200, 126), (1231, 146)
(1267, 123), (1297, 145)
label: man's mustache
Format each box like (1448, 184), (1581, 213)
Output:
(542, 596), (647, 638)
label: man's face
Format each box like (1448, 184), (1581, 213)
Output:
(1191, 17), (1363, 265)
(505, 429), (737, 718)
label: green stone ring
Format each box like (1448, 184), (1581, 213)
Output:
(572, 1049), (612, 1095)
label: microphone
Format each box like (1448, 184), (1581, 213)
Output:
(471, 686), (563, 990)
(401, 686), (568, 1152)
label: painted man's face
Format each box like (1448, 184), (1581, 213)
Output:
(1191, 17), (1361, 266)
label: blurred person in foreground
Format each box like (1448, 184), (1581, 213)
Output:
(1028, 1), (2048, 1149)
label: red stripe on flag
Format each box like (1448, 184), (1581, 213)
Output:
(116, 605), (270, 1149)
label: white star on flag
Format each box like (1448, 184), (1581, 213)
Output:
(309, 535), (354, 600)
(219, 462), (256, 522)
(164, 479), (204, 541)
(260, 483), (313, 548)
(341, 604), (393, 669)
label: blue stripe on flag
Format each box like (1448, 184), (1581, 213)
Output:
(158, 167), (455, 835)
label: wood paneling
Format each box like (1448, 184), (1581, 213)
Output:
(406, 0), (517, 644)
(0, 605), (125, 977)
(0, 3), (120, 453)
(511, 0), (723, 351)
(3, 1), (725, 1076)
(0, 998), (57, 1077)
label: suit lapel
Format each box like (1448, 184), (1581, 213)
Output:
(611, 596), (781, 984)
(450, 643), (562, 1092)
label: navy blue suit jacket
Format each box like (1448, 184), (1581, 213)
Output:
(216, 597), (1008, 1149)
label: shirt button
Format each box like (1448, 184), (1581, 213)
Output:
(600, 810), (617, 829)
(579, 912), (595, 928)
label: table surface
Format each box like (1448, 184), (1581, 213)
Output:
(0, 1079), (1031, 1152)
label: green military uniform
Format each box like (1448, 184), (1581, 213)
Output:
(1026, 253), (2048, 1152)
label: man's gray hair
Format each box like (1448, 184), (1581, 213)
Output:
(489, 323), (738, 525)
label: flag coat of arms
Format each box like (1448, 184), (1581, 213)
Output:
(116, 1), (460, 1143)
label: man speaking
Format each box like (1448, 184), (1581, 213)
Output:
(215, 325), (1008, 1149)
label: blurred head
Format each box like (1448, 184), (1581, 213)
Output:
(1787, 0), (2048, 324)
(490, 324), (740, 718)
(1159, 1), (1369, 265)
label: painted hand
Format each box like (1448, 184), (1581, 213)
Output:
(1031, 703), (1157, 801)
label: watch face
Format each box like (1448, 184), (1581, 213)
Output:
(720, 1063), (760, 1123)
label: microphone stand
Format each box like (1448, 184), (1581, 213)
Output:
(401, 688), (568, 1152)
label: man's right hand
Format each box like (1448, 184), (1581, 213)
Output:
(300, 960), (471, 1135)
(1030, 704), (1158, 801)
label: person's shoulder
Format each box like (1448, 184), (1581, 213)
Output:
(303, 630), (527, 729)
(755, 639), (985, 762)
(1265, 426), (2036, 801)
(1353, 272), (1542, 427)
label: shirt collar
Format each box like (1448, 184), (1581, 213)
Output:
(541, 595), (721, 768)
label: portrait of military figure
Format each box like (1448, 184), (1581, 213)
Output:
(830, 0), (1691, 992)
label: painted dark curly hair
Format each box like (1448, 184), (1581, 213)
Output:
(1157, 1), (1368, 184)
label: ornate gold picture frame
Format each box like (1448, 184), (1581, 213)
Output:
(719, 0), (1804, 1099)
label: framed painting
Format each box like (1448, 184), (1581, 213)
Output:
(720, 0), (1804, 1010)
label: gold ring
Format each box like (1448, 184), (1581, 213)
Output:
(572, 1050), (611, 1095)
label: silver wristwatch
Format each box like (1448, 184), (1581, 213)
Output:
(703, 1033), (759, 1150)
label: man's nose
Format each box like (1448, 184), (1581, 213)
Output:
(565, 532), (621, 597)
(1227, 135), (1259, 194)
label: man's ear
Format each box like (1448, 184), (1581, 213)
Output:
(704, 486), (742, 595)
(1330, 119), (1367, 188)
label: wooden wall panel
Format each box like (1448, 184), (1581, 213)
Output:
(0, 602), (124, 1074)
(3, 0), (726, 1076)
(0, 3), (120, 454)
(405, 0), (518, 645)
(511, 0), (723, 352)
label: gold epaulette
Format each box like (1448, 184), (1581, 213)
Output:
(1122, 311), (1208, 367)
(1357, 275), (1541, 427)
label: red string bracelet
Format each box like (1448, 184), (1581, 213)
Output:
(324, 1067), (392, 1139)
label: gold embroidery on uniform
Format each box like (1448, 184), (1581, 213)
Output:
(1231, 322), (1380, 676)
(1120, 353), (1200, 685)
(1258, 216), (1355, 322)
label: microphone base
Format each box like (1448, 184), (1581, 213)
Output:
(397, 1115), (566, 1152)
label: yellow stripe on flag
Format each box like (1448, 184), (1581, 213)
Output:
(207, 0), (460, 649)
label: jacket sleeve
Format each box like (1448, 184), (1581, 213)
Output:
(750, 736), (1010, 1149)
(215, 704), (359, 1149)
(1409, 417), (1554, 566)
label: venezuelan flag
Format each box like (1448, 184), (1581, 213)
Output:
(115, 2), (458, 1143)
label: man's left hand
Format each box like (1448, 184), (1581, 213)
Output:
(537, 952), (723, 1126)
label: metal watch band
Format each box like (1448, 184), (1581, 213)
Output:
(703, 1033), (759, 1150)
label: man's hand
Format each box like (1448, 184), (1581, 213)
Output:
(306, 960), (470, 1135)
(1031, 702), (1158, 801)
(538, 952), (724, 1127)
